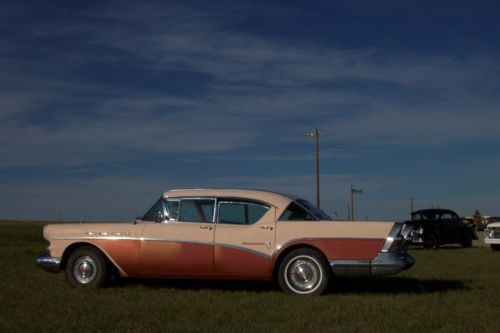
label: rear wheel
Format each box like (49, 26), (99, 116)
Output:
(65, 246), (108, 288)
(278, 248), (330, 296)
(461, 234), (473, 248)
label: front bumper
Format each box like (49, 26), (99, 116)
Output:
(329, 252), (415, 278)
(36, 252), (61, 273)
(484, 238), (500, 245)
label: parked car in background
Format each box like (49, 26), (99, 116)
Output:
(406, 209), (477, 249)
(36, 188), (415, 295)
(479, 216), (500, 231)
(484, 222), (500, 251)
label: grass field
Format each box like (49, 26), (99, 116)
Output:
(1, 221), (499, 333)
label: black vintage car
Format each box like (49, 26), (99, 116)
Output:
(406, 209), (477, 249)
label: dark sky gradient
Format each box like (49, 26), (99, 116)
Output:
(1, 0), (499, 221)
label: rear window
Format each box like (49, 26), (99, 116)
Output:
(297, 199), (332, 220)
(280, 202), (316, 221)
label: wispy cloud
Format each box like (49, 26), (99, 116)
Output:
(1, 1), (500, 220)
(3, 3), (499, 156)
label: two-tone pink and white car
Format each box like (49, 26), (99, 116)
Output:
(36, 189), (415, 295)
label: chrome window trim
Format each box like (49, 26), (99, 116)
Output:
(216, 200), (270, 225)
(164, 196), (274, 225)
(164, 198), (180, 222)
(174, 197), (217, 224)
(160, 198), (168, 222)
(167, 188), (294, 204)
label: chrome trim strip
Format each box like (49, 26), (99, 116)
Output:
(329, 252), (415, 277)
(53, 236), (273, 260)
(55, 236), (143, 241)
(166, 188), (291, 205)
(329, 259), (371, 277)
(214, 242), (272, 260)
(330, 259), (370, 266)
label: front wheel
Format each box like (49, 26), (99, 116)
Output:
(424, 234), (439, 250)
(65, 246), (108, 288)
(278, 248), (330, 296)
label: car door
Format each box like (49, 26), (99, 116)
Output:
(439, 212), (460, 244)
(213, 200), (276, 279)
(139, 198), (216, 276)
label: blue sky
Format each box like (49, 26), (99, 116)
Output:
(1, 0), (500, 221)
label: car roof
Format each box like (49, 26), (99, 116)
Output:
(162, 188), (297, 209)
(411, 209), (457, 216)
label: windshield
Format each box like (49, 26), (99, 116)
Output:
(297, 199), (333, 220)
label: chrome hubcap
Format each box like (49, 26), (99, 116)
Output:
(73, 256), (97, 284)
(286, 256), (321, 292)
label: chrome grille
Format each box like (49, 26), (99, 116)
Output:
(485, 227), (500, 239)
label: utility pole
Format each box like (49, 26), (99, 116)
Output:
(408, 196), (416, 213)
(306, 128), (325, 209)
(350, 185), (363, 221)
(351, 186), (354, 221)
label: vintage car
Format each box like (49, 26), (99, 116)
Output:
(36, 189), (415, 295)
(484, 222), (500, 251)
(406, 209), (477, 249)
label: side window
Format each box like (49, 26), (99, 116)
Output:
(279, 202), (316, 221)
(166, 199), (180, 221)
(218, 202), (269, 225)
(440, 213), (454, 222)
(142, 198), (165, 222)
(423, 213), (436, 221)
(178, 199), (215, 223)
(247, 203), (269, 224)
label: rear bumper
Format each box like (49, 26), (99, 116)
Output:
(329, 252), (415, 278)
(36, 252), (61, 273)
(371, 252), (415, 276)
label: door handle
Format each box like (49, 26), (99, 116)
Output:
(200, 225), (213, 230)
(260, 225), (273, 230)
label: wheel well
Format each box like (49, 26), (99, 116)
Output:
(272, 244), (329, 280)
(61, 243), (115, 272)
